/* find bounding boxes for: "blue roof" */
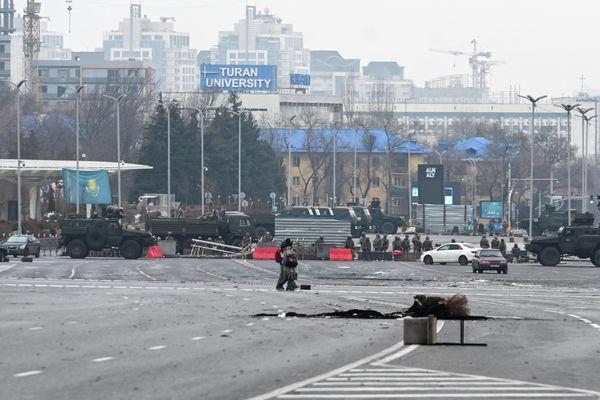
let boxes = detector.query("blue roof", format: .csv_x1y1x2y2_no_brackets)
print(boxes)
452,137,491,158
261,128,432,154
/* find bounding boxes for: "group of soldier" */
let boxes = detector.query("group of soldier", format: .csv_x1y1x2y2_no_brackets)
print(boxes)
357,233,433,253
479,234,507,255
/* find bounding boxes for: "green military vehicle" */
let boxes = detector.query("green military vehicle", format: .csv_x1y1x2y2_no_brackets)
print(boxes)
247,210,276,239
59,207,155,259
146,211,252,253
526,212,600,266
518,204,570,236
368,200,406,234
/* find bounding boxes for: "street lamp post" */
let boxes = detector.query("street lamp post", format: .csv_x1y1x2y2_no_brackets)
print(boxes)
186,106,213,216
467,157,478,234
581,112,597,212
518,94,547,237
165,99,178,216
288,115,296,208
332,121,342,207
103,93,126,208
353,128,359,204
557,103,580,225
74,85,86,214
577,107,594,212
11,79,27,234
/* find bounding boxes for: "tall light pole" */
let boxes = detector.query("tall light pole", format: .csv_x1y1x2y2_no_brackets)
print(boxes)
11,79,27,234
467,157,478,234
557,103,580,225
287,115,296,208
353,128,359,204
186,106,216,215
518,94,547,237
581,112,597,212
73,86,86,214
165,99,177,216
405,132,416,225
577,107,594,212
332,121,342,207
103,93,126,208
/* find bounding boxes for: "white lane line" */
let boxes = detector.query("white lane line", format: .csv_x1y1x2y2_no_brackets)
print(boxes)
136,265,157,281
92,357,114,363
191,336,205,341
195,265,229,280
246,322,255,326
14,370,42,378
234,259,279,276
277,393,592,398
68,265,76,279
0,263,18,273
567,313,600,332
28,326,43,331
221,329,233,333
148,345,166,351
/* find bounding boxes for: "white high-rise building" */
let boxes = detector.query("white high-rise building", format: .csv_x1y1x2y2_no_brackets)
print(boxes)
103,4,198,92
208,6,310,90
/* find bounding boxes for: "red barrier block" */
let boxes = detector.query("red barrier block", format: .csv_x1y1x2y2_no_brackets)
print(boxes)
253,247,279,260
146,246,164,258
393,250,406,256
329,248,353,261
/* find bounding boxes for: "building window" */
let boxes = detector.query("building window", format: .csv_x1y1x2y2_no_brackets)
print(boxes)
372,177,380,187
292,156,301,167
41,85,47,93
292,176,300,186
293,196,301,206
394,176,402,187
57,86,67,98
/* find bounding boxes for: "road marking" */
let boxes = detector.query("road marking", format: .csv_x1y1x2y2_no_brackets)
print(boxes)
14,370,42,378
29,326,43,331
195,265,229,280
234,259,279,276
567,313,600,332
246,322,255,326
0,263,17,274
68,266,76,279
136,265,157,281
221,329,233,333
192,336,205,341
148,345,166,351
92,357,113,363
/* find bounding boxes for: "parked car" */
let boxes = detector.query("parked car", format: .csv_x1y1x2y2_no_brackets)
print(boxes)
1,235,41,258
472,249,508,274
420,243,479,266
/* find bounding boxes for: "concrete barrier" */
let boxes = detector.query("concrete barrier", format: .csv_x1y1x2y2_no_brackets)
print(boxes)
158,240,177,257
403,316,437,345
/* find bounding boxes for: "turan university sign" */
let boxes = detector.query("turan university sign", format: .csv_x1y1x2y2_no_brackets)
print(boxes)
200,64,277,92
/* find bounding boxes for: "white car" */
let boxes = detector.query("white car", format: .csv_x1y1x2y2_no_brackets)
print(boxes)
420,243,480,266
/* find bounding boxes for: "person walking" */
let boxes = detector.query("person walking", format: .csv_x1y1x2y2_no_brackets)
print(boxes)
511,243,521,263
491,235,500,249
499,238,507,257
276,238,298,291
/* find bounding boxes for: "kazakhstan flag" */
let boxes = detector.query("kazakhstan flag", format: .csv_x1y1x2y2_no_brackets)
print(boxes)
62,169,112,204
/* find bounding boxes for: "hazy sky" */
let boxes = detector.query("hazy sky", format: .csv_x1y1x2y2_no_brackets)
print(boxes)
16,0,600,96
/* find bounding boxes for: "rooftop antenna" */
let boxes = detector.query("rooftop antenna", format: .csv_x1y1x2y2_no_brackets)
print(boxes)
66,0,72,33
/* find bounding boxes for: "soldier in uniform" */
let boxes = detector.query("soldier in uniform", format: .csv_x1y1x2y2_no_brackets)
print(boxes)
511,242,521,262
412,235,422,253
373,234,383,252
242,232,252,248
359,233,367,250
480,235,490,249
422,236,433,252
392,236,402,251
263,232,273,243
361,236,372,252
491,235,500,249
401,235,411,253
499,238,507,256
381,235,390,252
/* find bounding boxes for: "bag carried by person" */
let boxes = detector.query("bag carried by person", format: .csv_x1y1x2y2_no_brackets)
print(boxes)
283,246,298,268
275,249,283,264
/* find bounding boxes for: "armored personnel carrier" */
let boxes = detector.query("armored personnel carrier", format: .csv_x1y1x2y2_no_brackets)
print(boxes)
518,204,570,236
526,212,600,266
59,207,155,259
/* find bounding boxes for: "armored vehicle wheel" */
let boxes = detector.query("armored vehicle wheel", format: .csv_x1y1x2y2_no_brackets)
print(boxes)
538,246,560,266
381,222,396,235
120,240,142,259
423,255,433,265
591,249,600,267
67,239,88,259
458,255,469,266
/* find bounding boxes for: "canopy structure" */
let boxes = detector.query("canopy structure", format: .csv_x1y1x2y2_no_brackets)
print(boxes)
0,159,152,179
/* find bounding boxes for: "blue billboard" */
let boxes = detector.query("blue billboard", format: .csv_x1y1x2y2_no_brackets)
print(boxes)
200,64,277,92
290,73,310,86
480,201,503,219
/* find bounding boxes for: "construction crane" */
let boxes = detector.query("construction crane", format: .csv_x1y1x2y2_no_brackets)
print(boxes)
23,0,41,94
430,39,504,89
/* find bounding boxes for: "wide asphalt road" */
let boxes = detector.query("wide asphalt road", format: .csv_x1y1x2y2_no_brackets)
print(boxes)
1,255,599,400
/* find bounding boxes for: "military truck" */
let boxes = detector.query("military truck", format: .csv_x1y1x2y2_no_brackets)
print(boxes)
526,212,600,266
146,211,252,253
518,204,570,236
59,207,155,259
368,200,406,234
247,210,275,239
350,205,373,234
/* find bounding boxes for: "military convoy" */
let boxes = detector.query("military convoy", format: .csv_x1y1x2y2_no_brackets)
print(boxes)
59,207,155,259
526,212,600,267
